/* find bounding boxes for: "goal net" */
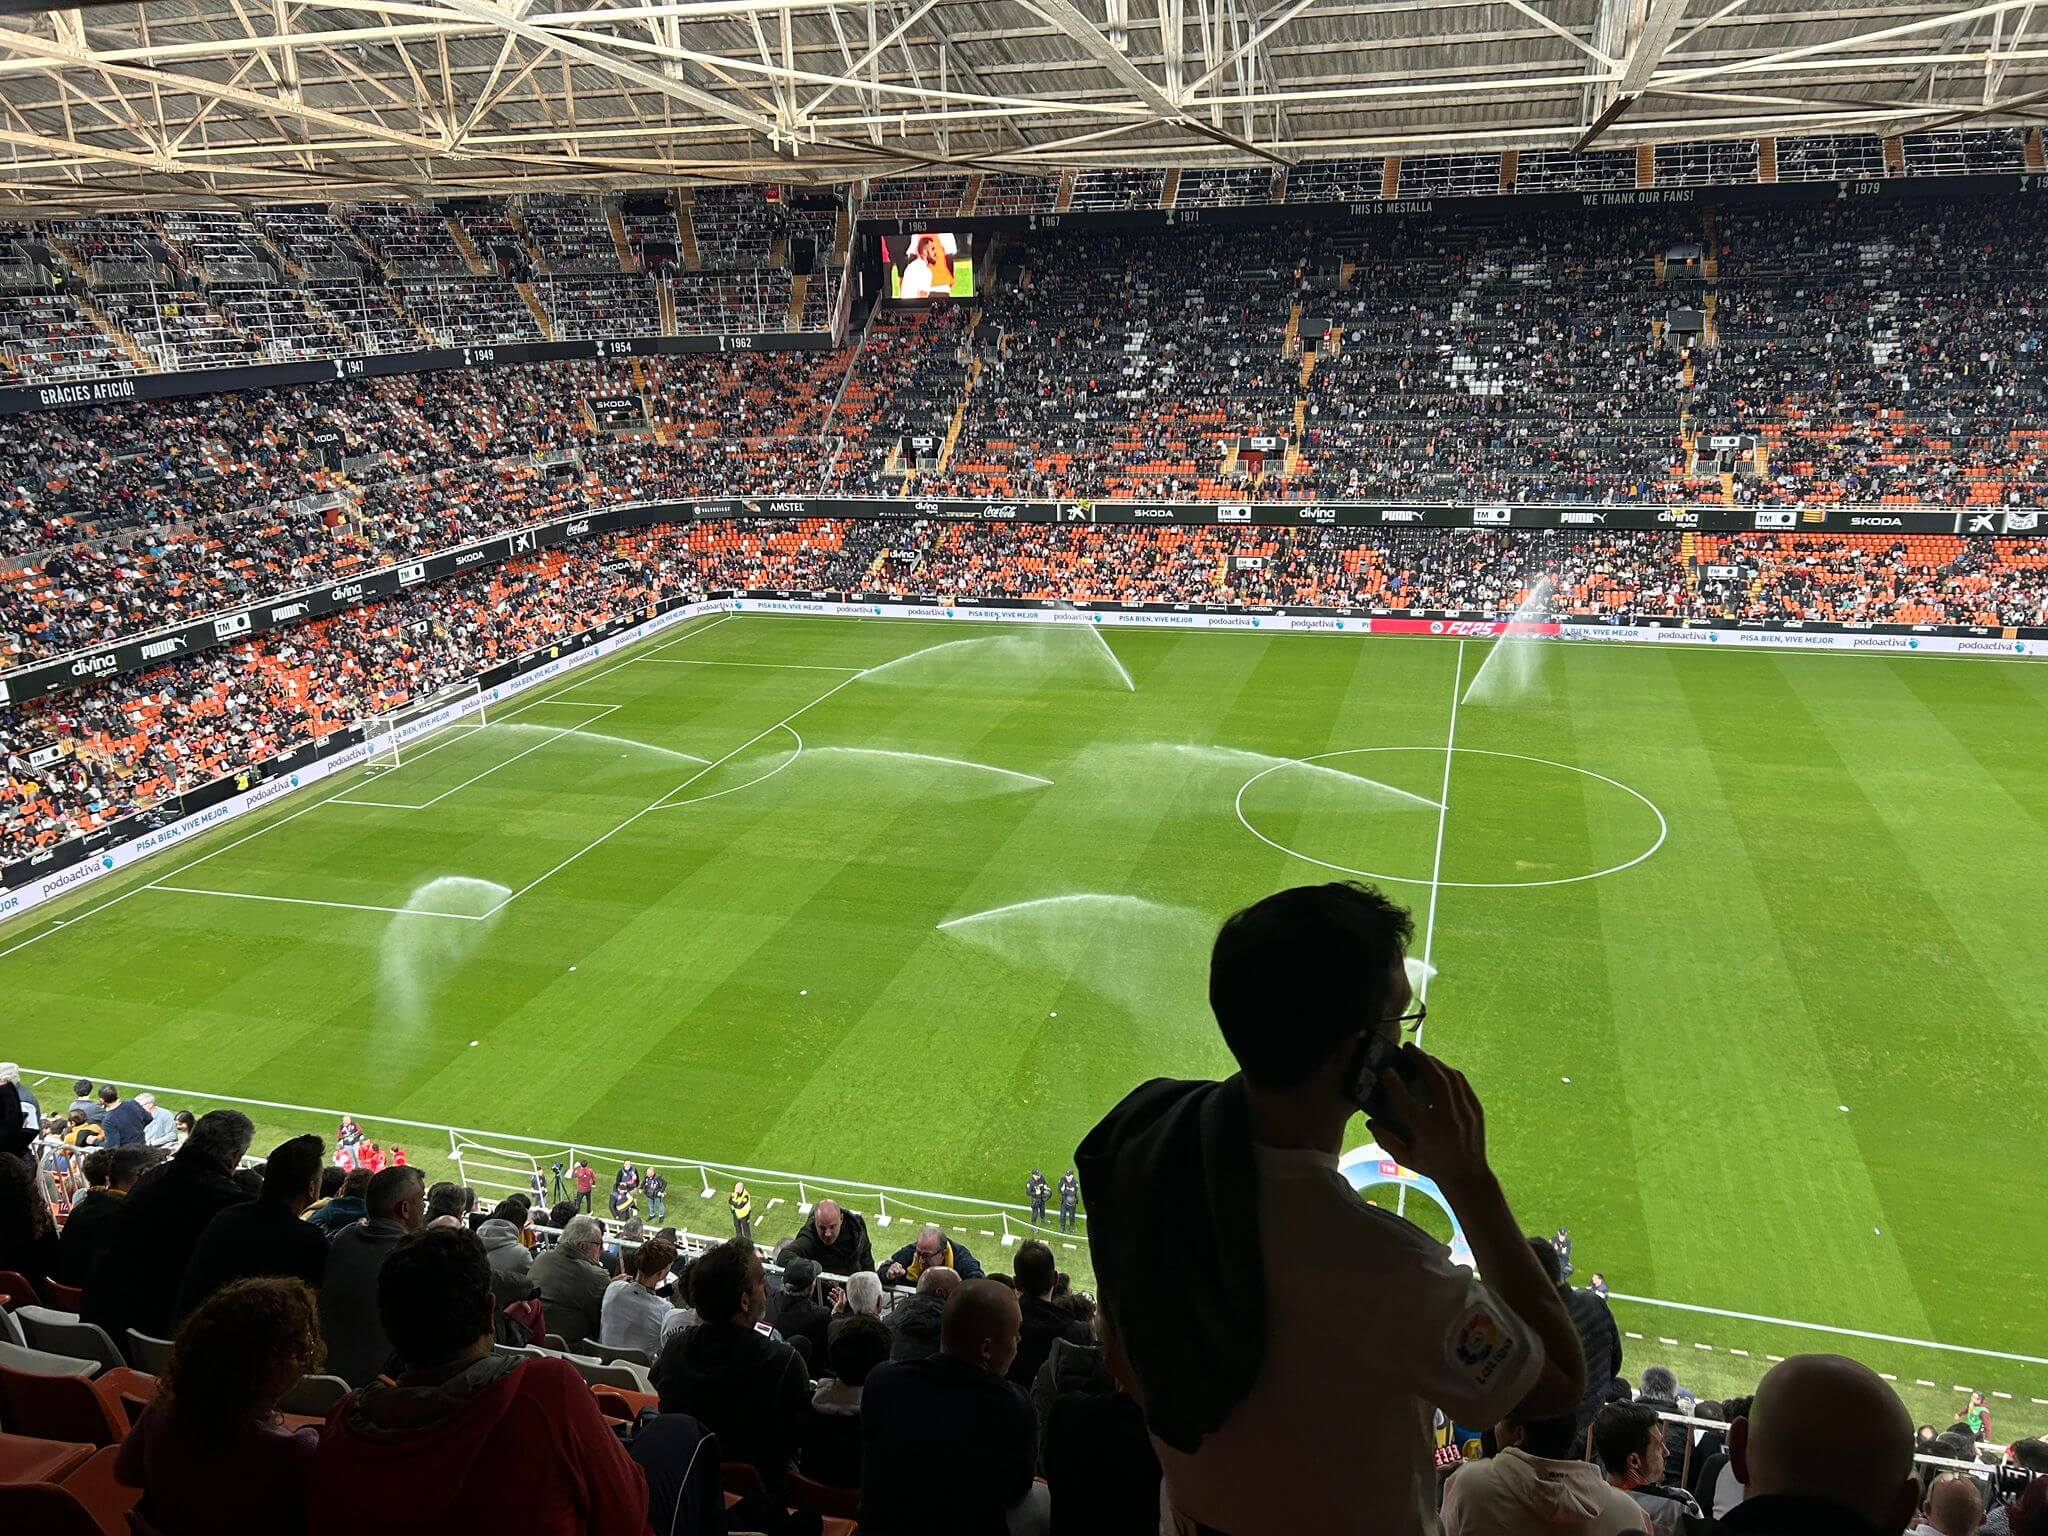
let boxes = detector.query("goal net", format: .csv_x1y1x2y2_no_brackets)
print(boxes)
361,680,488,774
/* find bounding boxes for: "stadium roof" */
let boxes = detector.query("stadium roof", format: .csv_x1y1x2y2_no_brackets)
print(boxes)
0,0,2040,207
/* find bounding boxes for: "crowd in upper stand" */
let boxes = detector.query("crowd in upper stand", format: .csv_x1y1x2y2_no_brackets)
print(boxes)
7,517,2048,863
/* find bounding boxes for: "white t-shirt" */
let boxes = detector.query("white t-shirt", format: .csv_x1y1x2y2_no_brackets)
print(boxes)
1153,1145,1542,1536
899,258,934,299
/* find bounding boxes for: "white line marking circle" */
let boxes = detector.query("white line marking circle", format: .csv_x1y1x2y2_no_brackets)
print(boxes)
1234,746,1668,889
653,724,804,811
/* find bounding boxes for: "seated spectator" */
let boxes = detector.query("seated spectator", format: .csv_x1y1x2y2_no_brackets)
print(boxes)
802,1313,892,1489
308,1228,650,1535
1532,1235,1622,1438
782,1198,876,1276
0,1146,61,1289
1031,1314,1113,1477
320,1165,424,1385
651,1237,809,1497
530,1213,609,1350
861,1278,1038,1535
601,1235,676,1358
880,1221,984,1283
838,1269,884,1320
176,1134,329,1320
477,1195,534,1291
67,1079,103,1123
1721,1355,1920,1536
307,1167,371,1237
100,1083,150,1149
424,1182,472,1226
767,1256,831,1365
1692,1394,1752,1515
1635,1364,1691,1476
1043,1313,1160,1536
1915,1475,1986,1536
1009,1238,1089,1389
1442,1411,1649,1534
58,1146,147,1285
884,1265,960,1361
139,1093,180,1150
1990,1443,2048,1536
1077,883,1585,1534
1596,1402,1702,1533
116,1277,324,1534
85,1108,255,1343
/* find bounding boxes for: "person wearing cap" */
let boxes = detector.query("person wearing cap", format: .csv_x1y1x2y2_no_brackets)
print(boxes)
769,1257,832,1366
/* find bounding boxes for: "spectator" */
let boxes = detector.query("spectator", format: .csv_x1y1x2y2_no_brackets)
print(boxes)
139,1092,180,1150
651,1236,809,1496
60,1146,149,1285
1695,1394,1754,1518
0,1147,61,1289
1030,1316,1113,1478
1988,1443,2048,1536
307,1227,650,1535
1531,1235,1622,1438
175,1134,329,1320
117,1277,324,1533
1635,1365,1691,1477
1009,1238,1089,1389
1915,1476,1986,1536
1596,1402,1704,1533
782,1197,875,1276
1721,1355,1920,1535
319,1164,424,1386
1443,1411,1650,1535
307,1167,372,1237
801,1312,893,1488
424,1182,471,1226
67,1078,102,1123
530,1212,609,1350
84,1107,254,1343
880,1221,984,1284
100,1082,150,1149
572,1157,595,1212
861,1278,1038,1535
600,1235,677,1359
477,1196,535,1291
884,1265,960,1362
0,1062,34,1159
767,1256,832,1364
839,1269,884,1319
1077,882,1585,1534
1043,1318,1160,1536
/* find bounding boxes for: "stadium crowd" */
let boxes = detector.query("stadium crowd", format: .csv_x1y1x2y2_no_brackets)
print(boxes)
9,517,2048,862
1,882,2042,1534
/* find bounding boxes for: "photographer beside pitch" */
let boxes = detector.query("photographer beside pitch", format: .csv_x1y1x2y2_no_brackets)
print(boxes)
1079,882,1585,1535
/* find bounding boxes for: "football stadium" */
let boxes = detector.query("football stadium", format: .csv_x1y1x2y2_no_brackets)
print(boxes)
0,0,2046,1528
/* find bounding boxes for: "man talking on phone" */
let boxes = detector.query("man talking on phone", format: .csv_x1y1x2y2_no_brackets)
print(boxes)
1077,882,1584,1535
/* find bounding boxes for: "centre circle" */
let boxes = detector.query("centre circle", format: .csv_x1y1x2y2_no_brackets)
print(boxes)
1234,747,1667,889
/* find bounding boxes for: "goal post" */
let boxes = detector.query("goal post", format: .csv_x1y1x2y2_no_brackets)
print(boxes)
360,679,488,774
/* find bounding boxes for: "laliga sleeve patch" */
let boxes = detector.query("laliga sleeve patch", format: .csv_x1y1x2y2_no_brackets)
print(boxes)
1449,1309,1519,1387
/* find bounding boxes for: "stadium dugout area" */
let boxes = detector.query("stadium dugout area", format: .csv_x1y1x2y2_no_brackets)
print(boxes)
5,0,2048,1524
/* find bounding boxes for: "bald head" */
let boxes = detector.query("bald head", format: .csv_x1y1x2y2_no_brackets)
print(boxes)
811,1199,844,1245
915,1265,960,1299
1731,1355,1919,1534
1926,1475,1985,1536
941,1278,1022,1377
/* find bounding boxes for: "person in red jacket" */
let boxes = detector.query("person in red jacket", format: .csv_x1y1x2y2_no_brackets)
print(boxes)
308,1227,650,1536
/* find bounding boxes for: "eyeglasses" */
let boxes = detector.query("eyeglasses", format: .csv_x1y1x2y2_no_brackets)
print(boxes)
1390,1003,1427,1035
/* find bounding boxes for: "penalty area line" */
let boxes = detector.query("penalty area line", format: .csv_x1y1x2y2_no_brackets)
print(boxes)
150,885,488,920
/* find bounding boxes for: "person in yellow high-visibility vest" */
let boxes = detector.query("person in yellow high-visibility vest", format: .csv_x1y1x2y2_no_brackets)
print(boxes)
729,1181,753,1243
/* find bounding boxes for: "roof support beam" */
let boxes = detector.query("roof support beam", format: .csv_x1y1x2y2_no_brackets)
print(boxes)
1578,0,1690,146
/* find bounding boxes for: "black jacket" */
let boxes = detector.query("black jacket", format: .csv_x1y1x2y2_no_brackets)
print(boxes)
1047,1389,1162,1536
780,1210,876,1278
1074,1075,1263,1454
883,1292,947,1362
1008,1293,1091,1391
629,1411,726,1536
83,1149,250,1343
1718,1495,1894,1536
175,1198,329,1321
769,1290,833,1367
0,1082,34,1159
57,1189,123,1286
861,1354,1035,1536
1564,1284,1623,1434
652,1322,810,1496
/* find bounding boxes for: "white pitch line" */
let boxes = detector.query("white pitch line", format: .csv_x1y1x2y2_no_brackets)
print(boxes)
631,658,867,672
151,884,486,919
332,704,621,811
479,669,869,918
1413,638,1465,1044
1609,1292,2048,1366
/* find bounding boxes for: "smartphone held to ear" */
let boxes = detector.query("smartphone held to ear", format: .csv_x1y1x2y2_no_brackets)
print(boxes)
1348,1033,1429,1141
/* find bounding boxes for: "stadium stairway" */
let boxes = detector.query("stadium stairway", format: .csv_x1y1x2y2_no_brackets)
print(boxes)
2029,129,2047,173
605,203,636,271
1162,169,1182,208
676,195,702,270
961,172,985,215
786,275,808,331
447,218,489,276
514,280,554,340
49,269,151,373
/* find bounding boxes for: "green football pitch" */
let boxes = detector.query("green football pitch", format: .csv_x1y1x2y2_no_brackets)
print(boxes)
8,611,2046,1432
